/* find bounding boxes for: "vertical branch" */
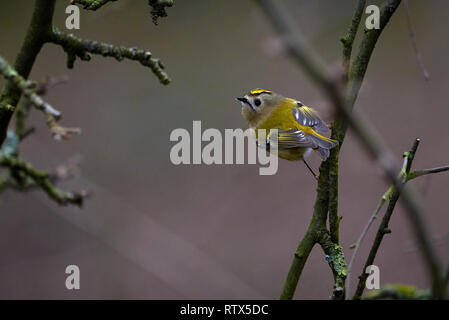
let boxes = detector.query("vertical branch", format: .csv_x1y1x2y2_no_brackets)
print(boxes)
329,0,366,245
341,0,367,78
353,140,419,299
0,0,56,147
256,0,404,299
280,162,330,299
280,230,316,299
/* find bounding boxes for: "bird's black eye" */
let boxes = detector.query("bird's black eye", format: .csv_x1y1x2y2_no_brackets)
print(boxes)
254,99,261,106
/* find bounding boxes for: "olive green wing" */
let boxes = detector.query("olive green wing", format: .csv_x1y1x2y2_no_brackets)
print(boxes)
267,128,330,153
267,128,336,161
269,129,316,149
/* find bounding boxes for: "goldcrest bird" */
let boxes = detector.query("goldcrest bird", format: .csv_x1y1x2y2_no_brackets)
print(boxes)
236,89,338,178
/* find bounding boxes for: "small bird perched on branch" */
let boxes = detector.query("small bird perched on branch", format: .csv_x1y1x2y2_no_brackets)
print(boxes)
236,89,338,179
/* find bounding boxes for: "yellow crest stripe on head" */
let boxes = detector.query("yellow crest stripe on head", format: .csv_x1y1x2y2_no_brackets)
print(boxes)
250,89,272,95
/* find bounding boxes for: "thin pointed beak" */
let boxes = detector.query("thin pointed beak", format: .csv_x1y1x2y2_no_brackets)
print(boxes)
236,97,255,111
236,97,248,104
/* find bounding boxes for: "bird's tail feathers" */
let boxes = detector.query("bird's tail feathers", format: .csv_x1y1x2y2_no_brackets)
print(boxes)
308,132,338,161
309,132,339,150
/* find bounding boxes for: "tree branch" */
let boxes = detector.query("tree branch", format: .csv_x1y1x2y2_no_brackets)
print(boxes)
0,0,56,147
70,0,117,10
0,56,79,141
255,0,403,300
71,0,174,25
408,165,449,180
0,55,61,118
48,27,170,85
351,139,418,299
341,0,366,78
317,229,347,299
345,185,393,296
148,0,174,25
0,0,172,208
0,155,86,206
330,0,444,299
0,0,171,149
15,75,69,141
0,132,87,206
352,139,447,299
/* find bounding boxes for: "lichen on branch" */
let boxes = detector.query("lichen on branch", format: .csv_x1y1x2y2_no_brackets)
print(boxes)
70,0,117,10
71,0,174,25
0,0,172,208
0,55,79,141
148,0,174,24
0,132,87,206
49,27,170,85
0,55,61,118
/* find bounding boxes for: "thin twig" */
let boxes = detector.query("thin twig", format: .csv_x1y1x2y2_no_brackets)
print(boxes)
352,139,447,299
16,75,71,141
345,185,393,297
403,0,430,80
0,132,87,206
0,56,81,141
0,55,61,118
408,165,449,180
0,155,86,206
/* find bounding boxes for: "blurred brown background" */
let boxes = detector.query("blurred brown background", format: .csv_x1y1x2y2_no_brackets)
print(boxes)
0,0,448,299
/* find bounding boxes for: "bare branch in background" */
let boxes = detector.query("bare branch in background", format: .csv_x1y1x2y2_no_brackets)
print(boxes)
49,27,170,85
403,0,430,80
